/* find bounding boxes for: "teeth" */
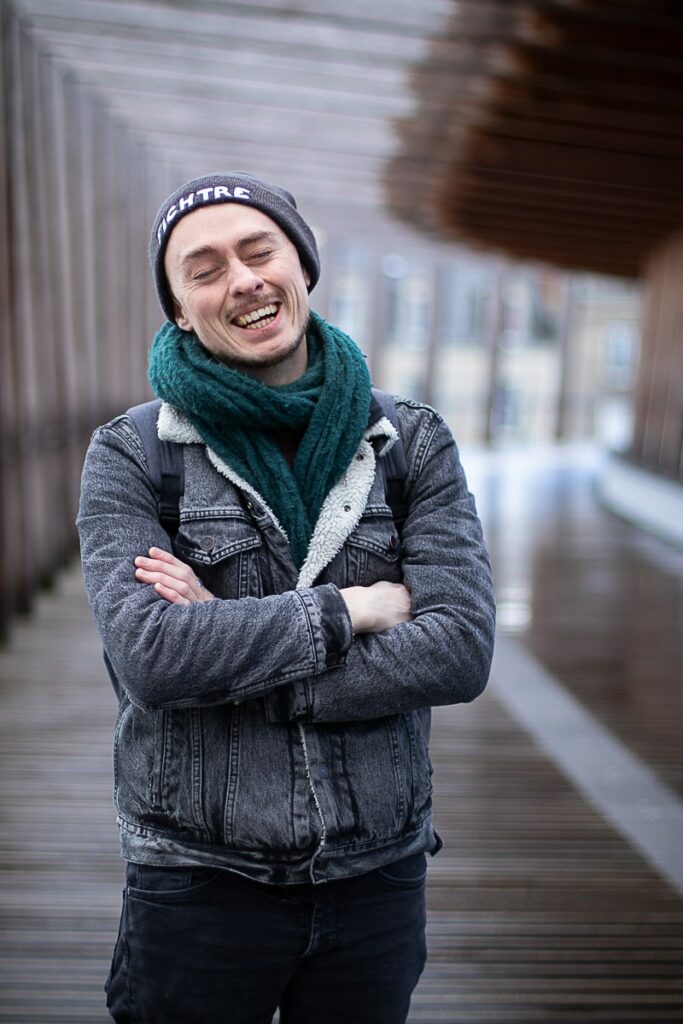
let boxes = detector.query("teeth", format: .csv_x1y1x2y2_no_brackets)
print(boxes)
235,303,278,327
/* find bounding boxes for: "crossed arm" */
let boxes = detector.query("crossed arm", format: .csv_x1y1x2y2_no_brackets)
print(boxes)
79,409,494,717
134,547,413,634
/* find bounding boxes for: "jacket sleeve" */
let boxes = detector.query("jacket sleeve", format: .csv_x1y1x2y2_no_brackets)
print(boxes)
265,406,496,724
76,416,352,712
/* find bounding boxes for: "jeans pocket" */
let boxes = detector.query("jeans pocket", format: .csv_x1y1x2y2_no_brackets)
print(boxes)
126,863,224,903
375,852,427,890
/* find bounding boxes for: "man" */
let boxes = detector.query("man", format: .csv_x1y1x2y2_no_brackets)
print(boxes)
77,172,495,1024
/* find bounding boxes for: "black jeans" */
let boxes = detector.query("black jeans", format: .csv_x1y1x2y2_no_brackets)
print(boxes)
106,854,427,1024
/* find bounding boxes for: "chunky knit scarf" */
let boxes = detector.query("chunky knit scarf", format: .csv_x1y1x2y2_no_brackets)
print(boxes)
148,310,372,568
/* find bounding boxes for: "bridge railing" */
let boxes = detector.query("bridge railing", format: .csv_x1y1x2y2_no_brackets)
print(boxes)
0,1,171,639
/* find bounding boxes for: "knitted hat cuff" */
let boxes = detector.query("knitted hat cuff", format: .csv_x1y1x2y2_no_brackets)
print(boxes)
149,172,320,322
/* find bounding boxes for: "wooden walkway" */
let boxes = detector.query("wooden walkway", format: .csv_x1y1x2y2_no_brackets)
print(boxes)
475,449,683,802
1,450,683,1022
0,567,120,1023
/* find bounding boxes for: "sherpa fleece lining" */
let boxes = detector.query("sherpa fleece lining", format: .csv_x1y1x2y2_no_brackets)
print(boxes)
157,402,398,588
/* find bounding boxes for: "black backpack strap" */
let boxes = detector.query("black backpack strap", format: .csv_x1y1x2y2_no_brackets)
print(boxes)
105,401,183,699
369,388,409,528
127,399,184,538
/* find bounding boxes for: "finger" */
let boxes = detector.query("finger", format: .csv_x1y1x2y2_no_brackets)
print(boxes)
136,567,213,603
147,547,181,564
135,556,192,583
154,582,190,606
135,568,193,599
139,548,186,570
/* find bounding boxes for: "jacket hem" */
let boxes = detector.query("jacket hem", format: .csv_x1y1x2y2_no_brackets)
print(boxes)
117,814,439,886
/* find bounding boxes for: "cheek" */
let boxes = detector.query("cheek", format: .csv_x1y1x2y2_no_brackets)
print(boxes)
184,290,220,322
289,276,310,308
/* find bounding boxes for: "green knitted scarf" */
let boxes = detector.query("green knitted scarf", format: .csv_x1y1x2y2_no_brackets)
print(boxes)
148,310,372,569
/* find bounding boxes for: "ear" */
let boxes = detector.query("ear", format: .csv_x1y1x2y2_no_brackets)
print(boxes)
172,296,192,332
302,264,311,288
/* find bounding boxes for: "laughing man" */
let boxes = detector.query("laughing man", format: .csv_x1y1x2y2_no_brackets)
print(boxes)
77,173,495,1024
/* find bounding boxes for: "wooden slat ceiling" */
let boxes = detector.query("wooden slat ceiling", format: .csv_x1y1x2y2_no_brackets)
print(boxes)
11,0,458,245
386,0,683,278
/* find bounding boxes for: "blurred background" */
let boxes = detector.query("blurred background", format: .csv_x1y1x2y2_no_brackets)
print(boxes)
1,1,682,1021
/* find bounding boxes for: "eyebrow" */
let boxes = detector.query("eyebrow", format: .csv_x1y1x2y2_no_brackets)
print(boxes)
179,231,280,272
237,231,280,250
179,245,220,272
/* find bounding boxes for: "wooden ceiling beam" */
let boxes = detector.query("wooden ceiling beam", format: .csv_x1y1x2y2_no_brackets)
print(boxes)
454,113,683,159
476,87,683,139
521,1,683,62
446,173,683,219
98,88,396,137
19,1,432,65
11,0,468,249
446,223,642,274
496,39,683,95
144,128,389,167
561,0,680,21
461,132,683,193
442,198,683,235
388,156,683,213
45,35,408,95
440,201,674,245
155,150,383,204
21,0,451,39
386,0,683,274
26,5,528,76
406,62,683,117
51,62,412,121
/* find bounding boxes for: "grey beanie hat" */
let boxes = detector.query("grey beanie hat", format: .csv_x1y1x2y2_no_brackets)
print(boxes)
149,171,320,322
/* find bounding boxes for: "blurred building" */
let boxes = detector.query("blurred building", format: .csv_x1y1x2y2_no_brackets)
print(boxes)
319,243,641,447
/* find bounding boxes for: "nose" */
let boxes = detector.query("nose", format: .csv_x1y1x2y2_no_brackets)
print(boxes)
228,259,264,297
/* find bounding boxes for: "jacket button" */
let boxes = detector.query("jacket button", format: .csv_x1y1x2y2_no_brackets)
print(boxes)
343,504,351,513
319,765,329,778
388,533,399,552
326,652,341,668
199,535,215,552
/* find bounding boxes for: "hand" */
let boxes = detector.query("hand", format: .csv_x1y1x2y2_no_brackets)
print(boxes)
340,581,413,634
134,548,216,605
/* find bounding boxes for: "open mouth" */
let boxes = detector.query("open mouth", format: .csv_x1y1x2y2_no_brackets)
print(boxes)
233,302,280,330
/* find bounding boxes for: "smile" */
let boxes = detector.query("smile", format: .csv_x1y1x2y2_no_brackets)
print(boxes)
233,303,279,329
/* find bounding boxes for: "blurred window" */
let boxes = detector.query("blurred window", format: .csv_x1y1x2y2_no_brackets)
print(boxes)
328,270,368,341
602,321,638,389
382,257,432,349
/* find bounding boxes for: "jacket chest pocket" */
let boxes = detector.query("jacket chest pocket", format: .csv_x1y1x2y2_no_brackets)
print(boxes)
174,515,264,598
345,511,402,586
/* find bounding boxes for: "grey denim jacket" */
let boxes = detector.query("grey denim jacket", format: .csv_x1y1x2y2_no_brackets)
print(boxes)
77,396,495,884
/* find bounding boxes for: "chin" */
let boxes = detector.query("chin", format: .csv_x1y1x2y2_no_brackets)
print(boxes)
239,330,306,370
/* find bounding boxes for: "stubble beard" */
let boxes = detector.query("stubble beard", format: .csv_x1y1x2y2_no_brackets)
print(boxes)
212,313,310,372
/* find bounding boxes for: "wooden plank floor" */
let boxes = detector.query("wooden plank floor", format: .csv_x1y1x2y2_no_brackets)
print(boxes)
0,567,121,1023
1,449,682,1021
415,696,683,1023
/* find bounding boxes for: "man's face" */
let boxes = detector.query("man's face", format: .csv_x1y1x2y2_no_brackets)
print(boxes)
164,204,311,381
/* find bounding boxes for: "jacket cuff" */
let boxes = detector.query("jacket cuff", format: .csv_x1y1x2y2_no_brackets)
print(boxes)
264,584,352,723
299,583,353,669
